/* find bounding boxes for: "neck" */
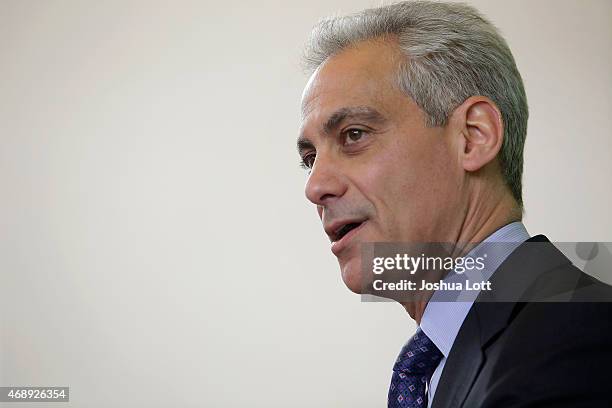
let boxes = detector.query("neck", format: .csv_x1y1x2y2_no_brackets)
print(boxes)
401,191,521,324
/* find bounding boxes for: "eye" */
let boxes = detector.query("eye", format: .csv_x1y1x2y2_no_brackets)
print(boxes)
300,152,316,170
343,128,367,145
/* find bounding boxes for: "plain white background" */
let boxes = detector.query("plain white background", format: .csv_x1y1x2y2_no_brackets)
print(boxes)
1,1,611,406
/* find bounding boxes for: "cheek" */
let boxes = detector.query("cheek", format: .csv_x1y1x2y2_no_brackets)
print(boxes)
351,144,420,239
356,133,459,235
360,138,425,205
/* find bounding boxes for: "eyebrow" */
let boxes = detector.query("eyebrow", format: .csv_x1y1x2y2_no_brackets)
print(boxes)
296,106,387,156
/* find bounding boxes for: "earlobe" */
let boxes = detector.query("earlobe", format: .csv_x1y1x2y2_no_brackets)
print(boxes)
461,97,504,172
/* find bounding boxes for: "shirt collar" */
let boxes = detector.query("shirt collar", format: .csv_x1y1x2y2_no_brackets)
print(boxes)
419,221,530,357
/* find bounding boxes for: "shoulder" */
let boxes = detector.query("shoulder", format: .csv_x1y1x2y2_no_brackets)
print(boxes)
493,262,612,364
477,265,612,406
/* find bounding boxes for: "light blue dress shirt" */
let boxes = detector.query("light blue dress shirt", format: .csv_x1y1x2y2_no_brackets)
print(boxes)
419,221,530,407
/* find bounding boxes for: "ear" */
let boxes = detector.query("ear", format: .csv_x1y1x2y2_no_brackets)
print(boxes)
453,96,504,172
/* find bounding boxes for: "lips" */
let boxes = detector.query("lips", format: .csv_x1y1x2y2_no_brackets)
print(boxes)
325,219,367,256
334,222,361,241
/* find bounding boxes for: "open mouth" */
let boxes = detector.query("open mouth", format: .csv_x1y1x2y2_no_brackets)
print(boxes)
332,221,364,243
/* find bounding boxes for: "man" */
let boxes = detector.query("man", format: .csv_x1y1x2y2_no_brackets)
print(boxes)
296,1,612,407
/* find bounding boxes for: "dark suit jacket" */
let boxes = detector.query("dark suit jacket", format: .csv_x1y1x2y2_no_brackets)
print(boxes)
431,235,612,407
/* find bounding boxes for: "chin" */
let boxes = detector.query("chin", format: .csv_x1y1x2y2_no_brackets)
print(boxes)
339,256,364,294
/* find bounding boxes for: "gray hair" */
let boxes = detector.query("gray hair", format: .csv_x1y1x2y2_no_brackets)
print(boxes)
302,1,528,207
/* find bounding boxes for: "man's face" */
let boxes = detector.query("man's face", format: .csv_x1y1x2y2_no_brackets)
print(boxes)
298,40,464,293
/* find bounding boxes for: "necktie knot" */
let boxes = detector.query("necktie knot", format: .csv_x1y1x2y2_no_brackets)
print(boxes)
388,328,442,407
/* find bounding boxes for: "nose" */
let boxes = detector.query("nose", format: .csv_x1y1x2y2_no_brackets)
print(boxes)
304,153,347,206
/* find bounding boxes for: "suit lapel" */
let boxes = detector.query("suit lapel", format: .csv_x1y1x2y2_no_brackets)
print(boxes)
429,308,484,408
431,235,571,407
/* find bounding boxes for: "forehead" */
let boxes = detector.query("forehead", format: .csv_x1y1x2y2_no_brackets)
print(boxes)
300,39,404,121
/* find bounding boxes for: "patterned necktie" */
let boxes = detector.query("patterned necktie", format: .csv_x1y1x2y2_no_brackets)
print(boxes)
388,328,443,408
